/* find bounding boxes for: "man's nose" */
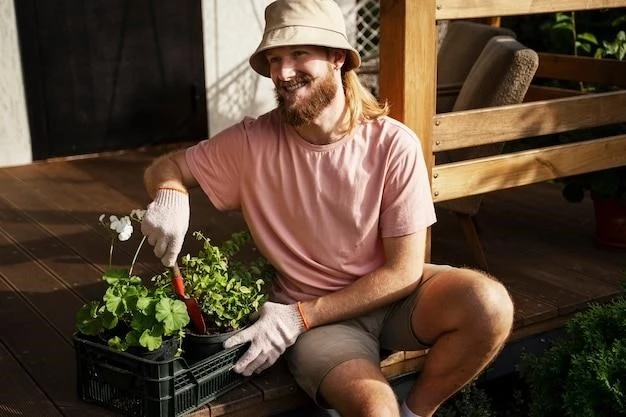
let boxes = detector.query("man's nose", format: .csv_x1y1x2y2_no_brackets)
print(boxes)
276,59,297,80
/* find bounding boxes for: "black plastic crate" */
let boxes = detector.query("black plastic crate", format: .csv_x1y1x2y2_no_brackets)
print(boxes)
74,334,248,417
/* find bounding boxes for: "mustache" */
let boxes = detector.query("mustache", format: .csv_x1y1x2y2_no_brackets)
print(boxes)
276,74,314,90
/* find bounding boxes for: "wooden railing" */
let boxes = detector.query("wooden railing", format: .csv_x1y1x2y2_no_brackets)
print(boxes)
378,0,626,209
434,0,625,20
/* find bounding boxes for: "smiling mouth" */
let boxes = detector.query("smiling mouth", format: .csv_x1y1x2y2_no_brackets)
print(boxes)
281,81,308,93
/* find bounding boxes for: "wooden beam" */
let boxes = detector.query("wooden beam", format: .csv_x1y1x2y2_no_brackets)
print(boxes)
431,134,626,202
379,0,437,168
524,85,584,102
436,0,626,20
536,53,626,87
379,0,437,259
433,90,626,151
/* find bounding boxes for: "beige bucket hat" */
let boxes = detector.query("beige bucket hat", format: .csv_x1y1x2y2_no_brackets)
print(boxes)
250,0,361,77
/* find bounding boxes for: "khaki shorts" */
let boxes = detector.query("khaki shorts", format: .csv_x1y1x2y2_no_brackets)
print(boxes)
285,263,452,404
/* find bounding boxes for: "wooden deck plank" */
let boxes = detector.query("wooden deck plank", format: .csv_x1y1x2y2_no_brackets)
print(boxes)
68,152,250,250
0,210,87,340
205,383,263,416
0,164,161,278
0,341,63,416
0,272,109,416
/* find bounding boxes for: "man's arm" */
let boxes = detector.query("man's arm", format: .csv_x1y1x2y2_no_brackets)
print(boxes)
224,229,427,376
144,149,198,198
300,229,428,328
141,148,200,266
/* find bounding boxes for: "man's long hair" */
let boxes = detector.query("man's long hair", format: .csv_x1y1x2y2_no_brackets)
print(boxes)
342,70,389,132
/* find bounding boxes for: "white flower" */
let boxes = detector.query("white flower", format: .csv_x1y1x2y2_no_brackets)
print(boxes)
118,224,133,241
99,214,106,223
110,215,133,241
130,209,146,222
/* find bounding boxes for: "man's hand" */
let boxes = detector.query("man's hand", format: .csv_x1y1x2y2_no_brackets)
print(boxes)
141,188,190,267
224,302,307,376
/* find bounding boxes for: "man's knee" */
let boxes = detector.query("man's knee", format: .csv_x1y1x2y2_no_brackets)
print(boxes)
454,268,514,340
413,267,514,343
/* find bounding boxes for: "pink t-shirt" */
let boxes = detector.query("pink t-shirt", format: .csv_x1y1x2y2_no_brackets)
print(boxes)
186,109,436,304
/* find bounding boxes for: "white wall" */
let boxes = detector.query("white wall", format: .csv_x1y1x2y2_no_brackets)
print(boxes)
0,0,32,167
201,0,276,137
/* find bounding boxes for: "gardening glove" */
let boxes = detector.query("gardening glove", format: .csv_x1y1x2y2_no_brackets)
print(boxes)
141,188,189,267
224,302,307,376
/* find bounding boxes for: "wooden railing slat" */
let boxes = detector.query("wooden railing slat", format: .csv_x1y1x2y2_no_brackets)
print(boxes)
436,0,626,20
431,134,626,202
536,53,626,87
524,85,585,102
433,91,626,151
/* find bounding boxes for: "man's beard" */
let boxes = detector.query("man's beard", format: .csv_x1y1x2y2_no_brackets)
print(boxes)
275,65,338,127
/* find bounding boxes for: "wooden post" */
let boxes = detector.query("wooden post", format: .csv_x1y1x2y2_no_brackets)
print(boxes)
379,0,437,260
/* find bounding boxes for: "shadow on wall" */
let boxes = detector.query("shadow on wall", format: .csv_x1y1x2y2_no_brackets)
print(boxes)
206,58,272,133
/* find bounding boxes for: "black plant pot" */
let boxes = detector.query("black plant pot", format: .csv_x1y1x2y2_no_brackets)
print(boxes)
183,328,242,364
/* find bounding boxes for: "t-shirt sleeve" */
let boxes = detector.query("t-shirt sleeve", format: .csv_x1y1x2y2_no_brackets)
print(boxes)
185,121,248,210
379,129,437,237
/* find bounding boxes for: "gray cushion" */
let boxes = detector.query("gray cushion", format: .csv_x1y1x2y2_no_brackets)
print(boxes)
437,21,516,113
438,35,539,215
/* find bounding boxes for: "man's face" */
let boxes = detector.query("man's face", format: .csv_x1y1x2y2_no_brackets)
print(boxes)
266,46,339,126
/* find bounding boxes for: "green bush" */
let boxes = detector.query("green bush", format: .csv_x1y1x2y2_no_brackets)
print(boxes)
519,296,626,417
437,383,495,417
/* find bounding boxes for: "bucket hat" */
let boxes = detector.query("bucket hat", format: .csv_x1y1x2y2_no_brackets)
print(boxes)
249,0,361,77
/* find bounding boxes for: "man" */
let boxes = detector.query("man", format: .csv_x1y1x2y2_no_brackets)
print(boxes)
140,1,514,416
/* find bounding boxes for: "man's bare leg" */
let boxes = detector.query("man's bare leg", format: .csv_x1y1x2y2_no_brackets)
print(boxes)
319,358,400,417
405,267,515,417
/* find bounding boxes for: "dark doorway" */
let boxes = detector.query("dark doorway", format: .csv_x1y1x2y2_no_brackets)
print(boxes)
15,0,207,160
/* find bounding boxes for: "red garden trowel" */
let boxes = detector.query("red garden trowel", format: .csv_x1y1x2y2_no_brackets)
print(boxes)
171,263,206,334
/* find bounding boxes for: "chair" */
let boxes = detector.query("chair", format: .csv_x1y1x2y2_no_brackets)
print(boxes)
437,21,516,114
435,35,539,269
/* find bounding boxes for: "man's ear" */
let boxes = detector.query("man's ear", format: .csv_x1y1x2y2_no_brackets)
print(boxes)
329,48,347,70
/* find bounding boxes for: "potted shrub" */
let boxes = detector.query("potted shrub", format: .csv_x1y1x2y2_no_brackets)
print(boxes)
153,230,273,362
75,210,190,360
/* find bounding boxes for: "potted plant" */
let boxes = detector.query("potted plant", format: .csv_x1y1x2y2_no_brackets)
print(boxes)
75,210,190,360
562,165,626,250
153,230,273,362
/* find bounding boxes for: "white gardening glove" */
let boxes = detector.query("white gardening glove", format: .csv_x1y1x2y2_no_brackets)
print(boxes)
224,302,307,376
141,188,190,267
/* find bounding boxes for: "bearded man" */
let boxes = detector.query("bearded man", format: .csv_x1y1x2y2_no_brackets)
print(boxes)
140,1,514,416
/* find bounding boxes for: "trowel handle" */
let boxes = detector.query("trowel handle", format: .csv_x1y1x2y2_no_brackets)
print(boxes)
170,264,187,298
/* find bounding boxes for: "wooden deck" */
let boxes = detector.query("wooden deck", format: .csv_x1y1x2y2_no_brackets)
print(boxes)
1,146,624,416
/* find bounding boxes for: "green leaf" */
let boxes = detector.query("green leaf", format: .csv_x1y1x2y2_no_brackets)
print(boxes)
75,301,103,335
555,12,572,23
139,329,163,351
577,32,598,45
130,313,152,332
108,336,127,351
155,299,190,334
102,269,131,284
100,311,119,330
104,292,124,315
553,22,573,31
125,330,141,347
136,295,152,312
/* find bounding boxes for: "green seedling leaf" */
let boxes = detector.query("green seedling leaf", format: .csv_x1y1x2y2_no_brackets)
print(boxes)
155,299,190,334
102,268,130,284
139,329,163,351
108,336,126,351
